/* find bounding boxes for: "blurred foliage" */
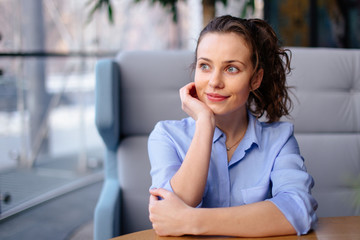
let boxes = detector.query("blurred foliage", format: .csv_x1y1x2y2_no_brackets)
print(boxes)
86,0,254,24
86,0,114,24
241,0,254,18
136,0,180,22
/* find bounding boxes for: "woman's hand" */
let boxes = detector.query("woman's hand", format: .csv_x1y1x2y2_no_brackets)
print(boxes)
149,188,193,236
171,82,215,207
179,82,214,124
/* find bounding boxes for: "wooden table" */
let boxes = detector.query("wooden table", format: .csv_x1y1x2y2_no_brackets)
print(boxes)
111,216,360,240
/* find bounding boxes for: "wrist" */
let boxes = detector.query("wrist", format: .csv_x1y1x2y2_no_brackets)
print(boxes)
183,207,201,235
186,208,206,235
196,113,215,130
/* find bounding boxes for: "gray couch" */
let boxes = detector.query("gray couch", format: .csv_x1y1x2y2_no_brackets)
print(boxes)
93,48,360,240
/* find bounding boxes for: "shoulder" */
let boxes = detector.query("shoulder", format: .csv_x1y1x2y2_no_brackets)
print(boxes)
257,120,296,150
260,121,294,137
150,117,195,139
153,117,194,133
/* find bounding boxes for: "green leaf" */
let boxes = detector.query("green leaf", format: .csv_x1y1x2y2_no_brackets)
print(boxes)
219,0,227,6
241,0,254,18
171,4,177,22
108,3,114,23
86,0,114,25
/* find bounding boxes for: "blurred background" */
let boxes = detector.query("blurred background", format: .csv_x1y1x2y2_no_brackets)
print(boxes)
0,0,359,239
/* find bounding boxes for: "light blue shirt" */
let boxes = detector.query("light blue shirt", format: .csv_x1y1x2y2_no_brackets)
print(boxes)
148,112,318,235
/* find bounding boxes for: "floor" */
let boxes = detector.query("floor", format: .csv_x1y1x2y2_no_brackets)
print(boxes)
68,220,94,240
0,180,102,240
0,152,103,218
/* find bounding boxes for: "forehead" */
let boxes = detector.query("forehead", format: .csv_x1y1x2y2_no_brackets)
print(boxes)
197,32,252,61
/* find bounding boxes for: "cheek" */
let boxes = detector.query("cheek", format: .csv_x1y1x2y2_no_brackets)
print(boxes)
194,83,203,100
194,81,207,103
194,70,202,84
231,84,251,101
194,73,206,92
236,89,251,104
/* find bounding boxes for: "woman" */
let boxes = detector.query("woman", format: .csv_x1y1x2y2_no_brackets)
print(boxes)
148,15,318,237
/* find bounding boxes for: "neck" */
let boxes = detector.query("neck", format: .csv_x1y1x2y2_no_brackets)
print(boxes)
215,109,248,143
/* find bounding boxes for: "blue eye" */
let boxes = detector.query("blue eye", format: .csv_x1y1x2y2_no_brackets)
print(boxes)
200,64,210,71
227,66,239,73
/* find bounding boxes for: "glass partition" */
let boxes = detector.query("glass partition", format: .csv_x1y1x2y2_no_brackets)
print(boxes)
0,0,197,219
0,55,105,218
0,0,259,219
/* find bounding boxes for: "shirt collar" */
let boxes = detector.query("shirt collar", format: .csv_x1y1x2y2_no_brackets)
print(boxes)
212,111,263,150
213,126,224,143
246,111,262,150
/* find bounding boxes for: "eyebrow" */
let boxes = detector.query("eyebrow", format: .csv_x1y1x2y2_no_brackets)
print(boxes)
197,57,246,67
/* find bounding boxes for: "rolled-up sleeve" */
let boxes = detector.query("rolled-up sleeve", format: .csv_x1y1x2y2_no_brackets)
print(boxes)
148,122,181,192
268,135,318,235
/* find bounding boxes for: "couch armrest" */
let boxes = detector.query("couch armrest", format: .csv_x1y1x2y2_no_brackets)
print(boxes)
94,60,122,240
94,169,121,240
95,59,120,152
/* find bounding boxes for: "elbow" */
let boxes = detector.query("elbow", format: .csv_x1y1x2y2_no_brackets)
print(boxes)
269,193,318,235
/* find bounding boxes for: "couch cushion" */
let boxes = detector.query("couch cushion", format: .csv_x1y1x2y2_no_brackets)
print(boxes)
296,133,360,216
117,136,152,234
116,51,194,136
284,48,360,133
286,48,360,217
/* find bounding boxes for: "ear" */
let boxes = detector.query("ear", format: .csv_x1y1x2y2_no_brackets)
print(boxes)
251,69,263,91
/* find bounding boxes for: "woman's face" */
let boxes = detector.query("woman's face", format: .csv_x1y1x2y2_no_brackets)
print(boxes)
194,32,262,117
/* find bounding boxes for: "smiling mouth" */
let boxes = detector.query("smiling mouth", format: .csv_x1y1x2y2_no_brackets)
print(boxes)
206,93,229,102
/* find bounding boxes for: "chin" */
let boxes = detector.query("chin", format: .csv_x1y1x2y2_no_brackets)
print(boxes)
212,106,247,118
210,108,228,116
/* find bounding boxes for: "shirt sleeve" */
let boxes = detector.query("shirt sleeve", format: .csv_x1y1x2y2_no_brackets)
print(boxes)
148,121,181,192
267,133,318,235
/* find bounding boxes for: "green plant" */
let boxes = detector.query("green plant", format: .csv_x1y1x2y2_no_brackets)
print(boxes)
86,0,255,24
136,0,180,22
241,0,254,18
86,0,114,24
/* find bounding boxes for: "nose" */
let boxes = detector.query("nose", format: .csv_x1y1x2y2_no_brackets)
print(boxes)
208,70,224,89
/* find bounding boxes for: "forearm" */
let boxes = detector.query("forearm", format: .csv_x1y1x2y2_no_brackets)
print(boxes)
170,118,215,207
189,201,296,237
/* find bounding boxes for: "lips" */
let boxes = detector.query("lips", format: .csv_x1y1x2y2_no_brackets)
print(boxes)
206,93,229,102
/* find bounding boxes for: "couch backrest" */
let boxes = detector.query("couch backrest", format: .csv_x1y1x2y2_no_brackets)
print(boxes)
114,48,360,234
283,48,360,217
116,51,194,136
284,47,360,132
115,51,195,234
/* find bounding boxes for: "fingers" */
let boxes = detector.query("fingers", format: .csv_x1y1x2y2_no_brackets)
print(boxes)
149,190,160,221
149,194,157,221
149,188,170,225
180,82,197,96
179,83,207,120
149,193,158,205
149,188,171,200
189,85,198,98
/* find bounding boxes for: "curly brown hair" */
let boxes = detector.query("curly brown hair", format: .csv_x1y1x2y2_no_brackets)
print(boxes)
194,15,292,123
